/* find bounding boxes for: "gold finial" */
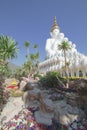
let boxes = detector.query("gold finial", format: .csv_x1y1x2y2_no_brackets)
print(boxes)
50,16,60,32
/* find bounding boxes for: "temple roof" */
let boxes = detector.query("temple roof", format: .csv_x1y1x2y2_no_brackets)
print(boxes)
50,16,60,32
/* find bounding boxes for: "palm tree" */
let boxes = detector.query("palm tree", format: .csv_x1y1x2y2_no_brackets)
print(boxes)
0,35,19,80
35,52,40,60
29,52,40,75
27,54,35,75
33,44,38,53
23,61,32,76
0,35,18,64
34,52,40,72
58,41,71,88
33,44,39,70
23,42,40,76
33,44,38,50
24,41,30,60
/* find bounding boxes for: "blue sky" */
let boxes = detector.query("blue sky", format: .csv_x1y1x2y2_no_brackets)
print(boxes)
0,0,87,66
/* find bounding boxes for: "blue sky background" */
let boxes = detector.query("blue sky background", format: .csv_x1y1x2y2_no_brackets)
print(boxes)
0,0,87,66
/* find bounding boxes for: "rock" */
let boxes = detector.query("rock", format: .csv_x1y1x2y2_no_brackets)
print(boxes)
22,88,41,108
65,92,79,106
20,80,27,90
63,79,87,116
20,81,38,91
54,100,85,125
34,98,54,125
30,87,41,95
35,111,53,125
22,82,34,91
76,95,87,115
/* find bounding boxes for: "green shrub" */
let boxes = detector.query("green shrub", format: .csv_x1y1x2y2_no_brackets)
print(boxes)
38,71,66,88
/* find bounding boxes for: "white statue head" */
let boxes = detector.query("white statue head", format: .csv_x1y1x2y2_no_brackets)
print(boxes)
50,28,59,38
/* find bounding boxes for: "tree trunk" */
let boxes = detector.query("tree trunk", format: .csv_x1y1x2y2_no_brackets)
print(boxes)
64,50,69,88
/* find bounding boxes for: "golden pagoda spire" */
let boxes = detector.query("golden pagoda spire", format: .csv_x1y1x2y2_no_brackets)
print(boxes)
50,16,60,32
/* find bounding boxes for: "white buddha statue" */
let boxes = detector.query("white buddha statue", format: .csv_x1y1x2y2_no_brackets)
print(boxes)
45,17,64,59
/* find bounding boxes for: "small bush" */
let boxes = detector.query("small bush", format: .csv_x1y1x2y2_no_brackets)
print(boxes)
38,71,66,88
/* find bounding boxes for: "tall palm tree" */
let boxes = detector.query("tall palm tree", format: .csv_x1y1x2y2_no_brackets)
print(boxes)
24,41,30,60
29,54,35,75
23,61,32,75
34,52,40,71
33,44,38,49
58,41,71,88
33,44,39,70
33,44,38,52
35,52,39,60
29,52,40,75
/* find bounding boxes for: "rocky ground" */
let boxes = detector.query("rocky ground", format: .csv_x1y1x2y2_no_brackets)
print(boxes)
0,90,87,130
0,78,87,130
